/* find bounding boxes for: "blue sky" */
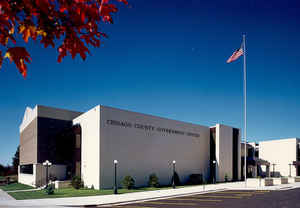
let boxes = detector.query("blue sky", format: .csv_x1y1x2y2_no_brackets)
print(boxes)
1,0,300,165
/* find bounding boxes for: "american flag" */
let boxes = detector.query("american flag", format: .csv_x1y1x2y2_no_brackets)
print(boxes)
227,45,244,63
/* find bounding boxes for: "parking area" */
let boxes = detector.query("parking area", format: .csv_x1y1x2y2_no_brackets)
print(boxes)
96,188,300,208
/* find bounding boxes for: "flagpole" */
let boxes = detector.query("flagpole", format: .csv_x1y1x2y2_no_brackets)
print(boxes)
243,34,247,187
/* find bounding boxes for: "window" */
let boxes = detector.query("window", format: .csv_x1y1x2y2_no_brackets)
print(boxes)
248,148,253,158
20,164,33,174
297,143,300,160
255,149,259,158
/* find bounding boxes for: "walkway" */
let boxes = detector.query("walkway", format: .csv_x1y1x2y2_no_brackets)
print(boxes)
1,181,300,208
6,188,42,193
0,189,15,201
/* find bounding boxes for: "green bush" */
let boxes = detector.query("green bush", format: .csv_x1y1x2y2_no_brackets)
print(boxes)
122,175,135,189
49,174,57,182
186,174,203,185
148,173,159,188
45,183,55,195
71,176,83,189
224,173,229,182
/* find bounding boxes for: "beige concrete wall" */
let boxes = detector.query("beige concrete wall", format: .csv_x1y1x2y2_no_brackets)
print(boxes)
55,180,72,189
35,164,67,187
19,105,82,165
20,118,37,165
18,165,35,187
259,138,297,177
216,124,232,181
20,105,82,133
73,106,100,189
18,164,66,187
37,105,82,121
20,106,38,133
99,106,210,189
215,124,241,181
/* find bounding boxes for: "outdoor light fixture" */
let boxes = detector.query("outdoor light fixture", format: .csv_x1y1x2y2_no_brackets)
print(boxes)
289,163,292,177
113,160,118,194
172,160,176,189
272,163,276,177
42,160,52,187
212,160,216,184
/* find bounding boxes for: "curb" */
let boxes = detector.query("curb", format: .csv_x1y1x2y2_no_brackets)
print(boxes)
64,188,228,207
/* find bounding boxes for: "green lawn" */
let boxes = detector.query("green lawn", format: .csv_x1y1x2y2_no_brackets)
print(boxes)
8,185,195,200
9,188,144,200
0,182,34,191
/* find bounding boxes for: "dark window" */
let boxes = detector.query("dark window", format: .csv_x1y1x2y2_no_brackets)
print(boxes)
210,127,216,183
248,148,253,158
255,149,259,158
297,145,300,161
20,164,33,174
232,128,239,181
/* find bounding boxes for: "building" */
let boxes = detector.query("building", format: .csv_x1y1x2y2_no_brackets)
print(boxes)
19,106,82,187
259,138,300,177
241,142,270,179
19,105,241,189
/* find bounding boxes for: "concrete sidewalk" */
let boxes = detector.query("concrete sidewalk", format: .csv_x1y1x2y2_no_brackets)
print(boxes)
1,181,300,208
0,189,15,201
6,188,42,193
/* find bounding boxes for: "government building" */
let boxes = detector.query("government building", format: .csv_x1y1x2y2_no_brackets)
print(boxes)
18,105,241,189
245,138,300,178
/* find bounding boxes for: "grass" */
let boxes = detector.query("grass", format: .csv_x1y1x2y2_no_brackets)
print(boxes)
0,182,34,191
8,185,199,200
9,188,144,200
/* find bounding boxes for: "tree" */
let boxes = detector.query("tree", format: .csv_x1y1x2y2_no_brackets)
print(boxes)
0,164,5,176
12,146,19,173
0,0,128,78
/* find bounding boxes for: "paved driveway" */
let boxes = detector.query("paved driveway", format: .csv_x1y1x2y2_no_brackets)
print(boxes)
98,189,300,208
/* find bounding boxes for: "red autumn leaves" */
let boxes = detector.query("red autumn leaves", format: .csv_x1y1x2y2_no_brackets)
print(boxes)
0,0,128,78
4,47,32,77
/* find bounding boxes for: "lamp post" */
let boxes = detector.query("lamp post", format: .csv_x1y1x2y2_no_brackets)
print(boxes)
212,160,216,184
289,163,292,177
272,163,276,177
42,160,52,187
113,160,118,194
172,160,176,189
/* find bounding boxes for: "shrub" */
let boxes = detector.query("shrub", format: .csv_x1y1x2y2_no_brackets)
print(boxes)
148,173,159,188
71,176,83,189
49,174,57,182
186,174,203,185
122,175,135,189
45,183,55,195
224,173,229,182
91,185,94,190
